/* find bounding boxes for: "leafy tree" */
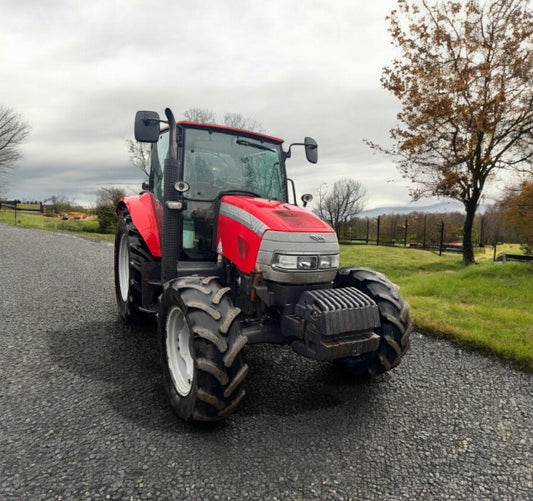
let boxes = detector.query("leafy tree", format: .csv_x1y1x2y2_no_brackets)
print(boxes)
316,178,367,234
501,180,533,254
0,106,30,186
371,0,533,265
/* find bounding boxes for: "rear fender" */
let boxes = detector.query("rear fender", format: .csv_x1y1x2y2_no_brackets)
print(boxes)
117,192,162,257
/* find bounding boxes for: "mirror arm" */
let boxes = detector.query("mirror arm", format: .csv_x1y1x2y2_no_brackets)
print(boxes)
142,118,164,126
285,142,305,160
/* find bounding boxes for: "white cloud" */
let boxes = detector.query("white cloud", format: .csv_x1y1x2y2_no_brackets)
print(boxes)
2,0,421,208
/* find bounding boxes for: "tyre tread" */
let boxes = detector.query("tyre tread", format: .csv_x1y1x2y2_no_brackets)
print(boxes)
159,276,248,422
333,267,412,377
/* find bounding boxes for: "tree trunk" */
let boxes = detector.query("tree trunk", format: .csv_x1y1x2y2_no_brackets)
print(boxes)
462,202,477,266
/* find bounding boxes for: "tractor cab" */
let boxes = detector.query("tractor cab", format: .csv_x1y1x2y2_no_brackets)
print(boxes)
150,123,288,203
141,119,317,264
148,122,289,262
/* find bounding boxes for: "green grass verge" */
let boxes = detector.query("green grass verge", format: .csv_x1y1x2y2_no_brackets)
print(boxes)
341,244,533,372
0,209,115,241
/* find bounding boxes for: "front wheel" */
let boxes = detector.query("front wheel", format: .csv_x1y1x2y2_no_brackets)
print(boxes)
158,276,248,422
333,267,412,377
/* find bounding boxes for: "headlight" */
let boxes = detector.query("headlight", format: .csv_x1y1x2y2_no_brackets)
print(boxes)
319,254,339,269
274,254,298,269
297,255,318,269
273,253,338,270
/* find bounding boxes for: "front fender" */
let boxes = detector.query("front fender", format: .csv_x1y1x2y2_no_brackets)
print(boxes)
117,192,162,257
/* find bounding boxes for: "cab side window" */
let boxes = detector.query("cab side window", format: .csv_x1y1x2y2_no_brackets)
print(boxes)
149,130,169,202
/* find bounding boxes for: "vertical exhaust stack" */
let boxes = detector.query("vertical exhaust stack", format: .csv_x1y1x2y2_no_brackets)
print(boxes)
161,108,181,284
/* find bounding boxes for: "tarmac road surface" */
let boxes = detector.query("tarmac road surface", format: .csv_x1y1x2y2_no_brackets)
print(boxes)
1,223,532,500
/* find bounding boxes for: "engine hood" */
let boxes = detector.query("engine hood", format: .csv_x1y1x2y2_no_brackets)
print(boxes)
219,195,334,235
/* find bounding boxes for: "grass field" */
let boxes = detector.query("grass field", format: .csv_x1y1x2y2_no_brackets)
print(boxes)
2,209,531,371
0,209,114,241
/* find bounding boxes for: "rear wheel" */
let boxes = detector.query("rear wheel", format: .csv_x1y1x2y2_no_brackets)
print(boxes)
114,207,156,322
333,267,412,377
158,276,248,422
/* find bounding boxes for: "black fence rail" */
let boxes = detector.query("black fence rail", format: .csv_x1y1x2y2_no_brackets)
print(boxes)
0,201,43,224
0,201,43,212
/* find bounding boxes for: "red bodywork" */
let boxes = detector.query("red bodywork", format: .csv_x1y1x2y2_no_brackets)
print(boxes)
217,196,334,273
118,192,162,258
118,193,333,274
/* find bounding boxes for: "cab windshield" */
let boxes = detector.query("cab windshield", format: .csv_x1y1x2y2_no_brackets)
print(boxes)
183,127,287,202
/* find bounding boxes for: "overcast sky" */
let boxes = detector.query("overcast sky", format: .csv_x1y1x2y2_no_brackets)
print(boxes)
2,0,464,210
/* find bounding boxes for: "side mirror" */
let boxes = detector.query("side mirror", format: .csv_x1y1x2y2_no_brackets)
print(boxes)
304,137,317,164
134,111,161,143
301,194,313,207
284,137,318,163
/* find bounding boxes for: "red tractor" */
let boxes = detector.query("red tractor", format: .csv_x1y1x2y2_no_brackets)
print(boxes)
115,108,411,422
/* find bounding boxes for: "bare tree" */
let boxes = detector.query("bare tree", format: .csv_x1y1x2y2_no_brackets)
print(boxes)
183,108,263,131
316,178,367,234
369,0,533,265
183,108,217,124
44,195,71,216
96,186,127,207
125,139,151,176
0,106,30,180
223,112,263,132
500,180,533,254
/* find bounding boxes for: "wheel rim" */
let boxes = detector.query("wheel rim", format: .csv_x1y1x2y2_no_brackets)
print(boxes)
166,306,194,396
118,233,130,302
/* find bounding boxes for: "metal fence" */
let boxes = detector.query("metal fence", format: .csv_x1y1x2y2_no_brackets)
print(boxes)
338,213,489,255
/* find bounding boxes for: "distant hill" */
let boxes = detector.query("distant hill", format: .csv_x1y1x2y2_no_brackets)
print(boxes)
359,200,471,217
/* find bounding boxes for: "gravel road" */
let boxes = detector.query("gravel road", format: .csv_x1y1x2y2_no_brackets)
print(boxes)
1,223,531,500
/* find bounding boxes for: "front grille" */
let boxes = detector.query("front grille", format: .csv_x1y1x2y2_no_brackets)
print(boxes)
302,287,376,311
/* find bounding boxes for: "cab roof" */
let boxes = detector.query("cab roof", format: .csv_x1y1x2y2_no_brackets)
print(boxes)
173,121,284,144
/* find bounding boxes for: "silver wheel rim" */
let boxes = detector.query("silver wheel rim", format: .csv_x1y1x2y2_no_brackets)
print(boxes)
166,306,194,396
118,233,130,302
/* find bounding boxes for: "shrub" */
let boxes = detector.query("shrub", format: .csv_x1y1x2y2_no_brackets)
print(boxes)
95,204,117,233
521,242,533,255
